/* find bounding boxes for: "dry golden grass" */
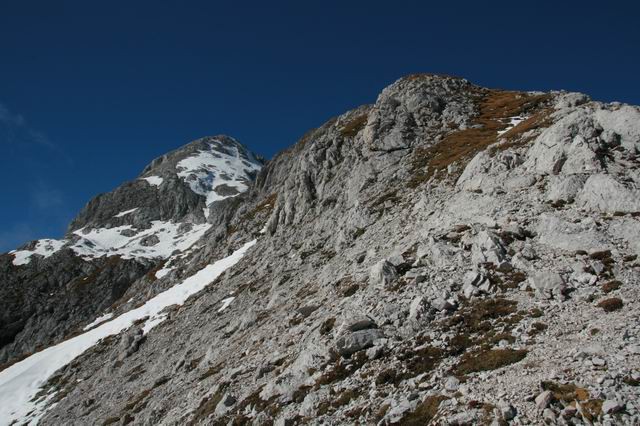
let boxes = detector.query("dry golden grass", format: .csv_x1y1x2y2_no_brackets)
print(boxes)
454,348,528,375
541,381,590,402
598,297,623,312
398,394,448,425
339,113,368,138
409,90,552,188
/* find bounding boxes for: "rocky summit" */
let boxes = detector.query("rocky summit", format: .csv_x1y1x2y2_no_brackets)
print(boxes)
0,74,639,425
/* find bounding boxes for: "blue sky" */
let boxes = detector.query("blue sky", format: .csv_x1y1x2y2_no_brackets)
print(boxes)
1,0,639,251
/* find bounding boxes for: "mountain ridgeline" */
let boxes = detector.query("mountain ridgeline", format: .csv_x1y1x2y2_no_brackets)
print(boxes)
1,74,639,425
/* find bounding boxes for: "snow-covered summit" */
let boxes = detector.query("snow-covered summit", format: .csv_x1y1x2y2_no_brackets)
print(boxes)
174,136,263,211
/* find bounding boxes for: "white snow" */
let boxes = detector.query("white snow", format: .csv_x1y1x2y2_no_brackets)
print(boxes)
176,141,262,215
259,222,269,234
82,312,114,331
9,239,67,266
155,266,173,279
0,239,256,425
71,220,211,260
141,176,163,187
218,296,236,312
10,221,209,267
497,116,527,136
114,208,138,218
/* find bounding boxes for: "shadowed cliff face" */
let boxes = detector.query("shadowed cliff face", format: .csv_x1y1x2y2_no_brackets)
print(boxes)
2,74,640,426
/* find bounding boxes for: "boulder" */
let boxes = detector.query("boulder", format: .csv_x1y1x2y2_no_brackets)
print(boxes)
369,260,399,288
529,272,567,300
335,329,384,357
535,390,554,409
471,231,506,265
341,315,377,333
576,174,640,213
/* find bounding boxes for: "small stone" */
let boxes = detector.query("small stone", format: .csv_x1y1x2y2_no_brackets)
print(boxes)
444,376,460,392
542,408,556,422
591,357,606,367
602,399,624,414
499,402,517,420
535,390,554,409
561,405,577,418
366,345,384,360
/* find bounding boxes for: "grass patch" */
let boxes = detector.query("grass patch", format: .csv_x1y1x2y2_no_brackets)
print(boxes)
339,113,368,138
189,389,226,424
446,298,518,334
398,395,448,425
597,297,623,312
455,349,527,375
315,352,367,387
529,322,548,336
580,399,604,421
601,280,622,293
540,381,589,402
397,346,445,378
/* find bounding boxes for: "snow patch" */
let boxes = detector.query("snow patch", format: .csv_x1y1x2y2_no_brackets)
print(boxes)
218,296,236,312
498,116,527,136
10,239,67,266
176,141,261,208
155,266,173,279
114,208,138,218
71,221,211,260
141,176,163,187
82,312,114,331
0,239,257,425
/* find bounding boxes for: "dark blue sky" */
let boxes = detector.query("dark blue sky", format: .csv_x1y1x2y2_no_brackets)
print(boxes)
1,1,639,251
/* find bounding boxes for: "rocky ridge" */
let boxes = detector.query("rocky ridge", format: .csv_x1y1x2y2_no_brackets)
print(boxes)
1,74,639,425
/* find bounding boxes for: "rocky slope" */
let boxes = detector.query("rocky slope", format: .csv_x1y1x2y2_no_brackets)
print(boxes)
1,74,639,425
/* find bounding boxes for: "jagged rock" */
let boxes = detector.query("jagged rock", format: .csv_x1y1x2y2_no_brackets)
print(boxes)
542,408,556,422
546,175,587,202
528,272,567,299
369,260,399,288
409,296,431,322
471,231,506,265
535,390,554,409
341,315,377,333
498,402,517,420
119,328,145,360
444,376,460,392
335,329,384,357
576,174,640,213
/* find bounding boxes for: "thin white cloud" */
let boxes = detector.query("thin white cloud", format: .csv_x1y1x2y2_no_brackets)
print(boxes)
0,101,62,152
